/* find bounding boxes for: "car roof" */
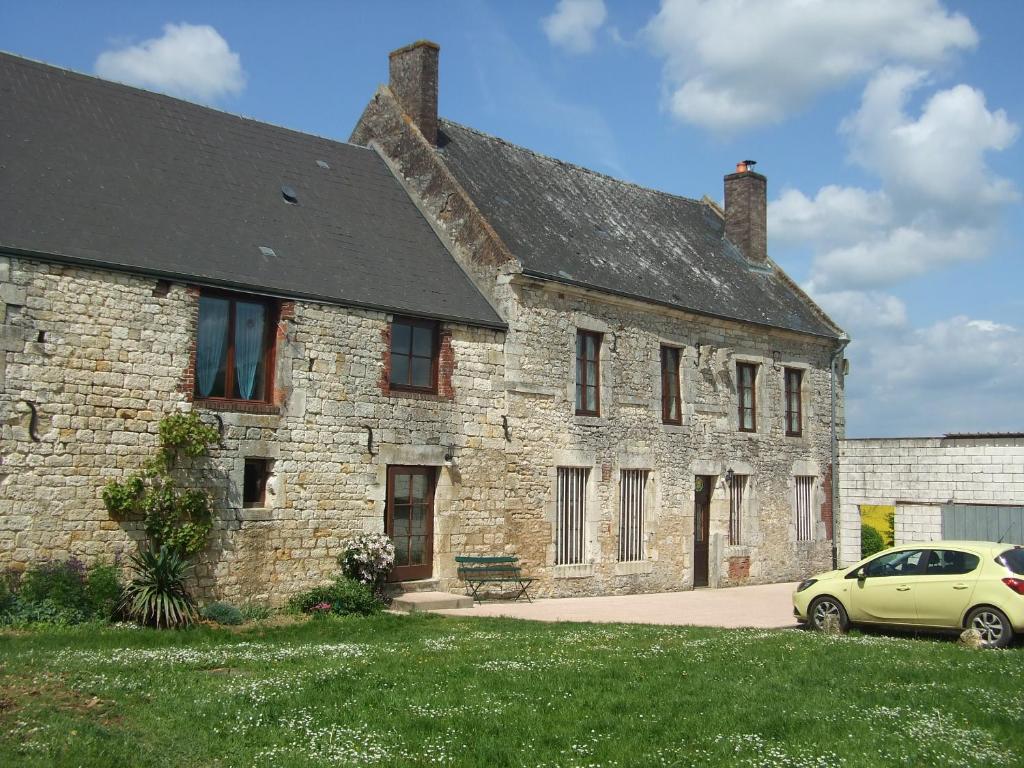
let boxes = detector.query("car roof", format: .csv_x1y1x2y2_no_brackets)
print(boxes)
887,541,1019,554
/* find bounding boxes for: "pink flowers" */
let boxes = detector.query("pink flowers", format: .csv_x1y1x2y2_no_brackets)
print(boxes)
310,602,332,616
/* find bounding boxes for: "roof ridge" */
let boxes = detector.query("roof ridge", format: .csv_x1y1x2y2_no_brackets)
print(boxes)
439,118,707,208
0,49,374,155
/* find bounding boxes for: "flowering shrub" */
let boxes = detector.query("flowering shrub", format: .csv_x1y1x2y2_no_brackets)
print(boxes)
338,533,395,586
288,578,381,616
0,558,123,626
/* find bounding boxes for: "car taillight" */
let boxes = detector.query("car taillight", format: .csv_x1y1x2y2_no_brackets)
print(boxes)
1003,577,1024,595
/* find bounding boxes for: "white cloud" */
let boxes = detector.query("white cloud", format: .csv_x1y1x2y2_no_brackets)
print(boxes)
542,0,607,54
645,0,976,132
808,224,992,292
844,314,1024,436
770,186,891,246
842,67,1019,215
95,23,245,103
813,290,908,332
780,68,1018,293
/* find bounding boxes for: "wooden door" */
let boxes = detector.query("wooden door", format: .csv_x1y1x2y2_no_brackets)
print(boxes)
386,466,435,582
693,475,712,587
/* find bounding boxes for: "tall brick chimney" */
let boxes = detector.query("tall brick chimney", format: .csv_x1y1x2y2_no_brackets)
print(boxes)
724,160,767,264
388,40,440,145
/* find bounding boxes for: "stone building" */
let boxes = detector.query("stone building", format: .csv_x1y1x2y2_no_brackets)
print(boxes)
351,42,849,595
839,434,1024,565
0,43,848,603
0,52,507,602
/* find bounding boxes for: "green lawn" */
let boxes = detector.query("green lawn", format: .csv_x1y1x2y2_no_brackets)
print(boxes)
1,615,1020,767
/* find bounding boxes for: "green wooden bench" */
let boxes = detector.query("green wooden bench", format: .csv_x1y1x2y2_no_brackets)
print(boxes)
455,555,535,603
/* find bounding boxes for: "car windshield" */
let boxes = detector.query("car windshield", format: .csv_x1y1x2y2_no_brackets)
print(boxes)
997,548,1024,575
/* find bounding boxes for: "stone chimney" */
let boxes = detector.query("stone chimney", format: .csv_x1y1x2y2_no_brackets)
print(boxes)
724,160,767,264
388,40,440,145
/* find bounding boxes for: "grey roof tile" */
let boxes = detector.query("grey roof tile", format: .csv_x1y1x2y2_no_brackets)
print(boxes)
0,53,503,329
437,119,839,338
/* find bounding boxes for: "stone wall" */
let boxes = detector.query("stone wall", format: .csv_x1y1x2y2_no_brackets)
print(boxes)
838,437,1024,564
0,256,507,603
353,86,843,595
499,278,838,596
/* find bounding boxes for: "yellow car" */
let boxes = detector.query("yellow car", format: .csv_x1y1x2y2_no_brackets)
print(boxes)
793,541,1024,648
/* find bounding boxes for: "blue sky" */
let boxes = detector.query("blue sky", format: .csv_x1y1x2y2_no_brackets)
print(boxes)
2,1,1021,437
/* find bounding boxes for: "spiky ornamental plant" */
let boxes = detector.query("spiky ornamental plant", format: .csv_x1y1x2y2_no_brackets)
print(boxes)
121,547,198,628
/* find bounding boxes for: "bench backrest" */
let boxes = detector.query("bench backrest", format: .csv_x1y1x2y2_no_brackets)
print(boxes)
455,555,519,565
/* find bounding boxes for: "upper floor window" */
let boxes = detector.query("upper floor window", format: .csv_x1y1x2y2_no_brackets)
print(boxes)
661,346,682,425
737,362,757,432
785,367,803,436
195,291,275,402
575,330,601,416
390,317,438,392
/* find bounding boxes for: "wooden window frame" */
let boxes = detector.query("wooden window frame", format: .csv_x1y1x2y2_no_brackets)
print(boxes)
785,367,803,437
737,362,758,433
194,289,278,405
385,465,436,581
389,316,440,394
660,345,682,425
575,330,602,416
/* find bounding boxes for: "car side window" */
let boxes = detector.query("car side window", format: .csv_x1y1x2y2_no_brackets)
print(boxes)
924,549,980,576
863,549,926,578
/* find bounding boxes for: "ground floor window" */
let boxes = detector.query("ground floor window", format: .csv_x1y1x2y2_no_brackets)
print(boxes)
795,476,815,541
618,470,648,562
728,473,747,545
556,467,588,565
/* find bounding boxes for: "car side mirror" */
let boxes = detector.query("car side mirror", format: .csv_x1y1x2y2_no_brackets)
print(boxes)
857,568,867,580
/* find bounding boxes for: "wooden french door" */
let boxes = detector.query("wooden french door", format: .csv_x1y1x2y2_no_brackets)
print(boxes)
693,475,712,587
386,466,435,582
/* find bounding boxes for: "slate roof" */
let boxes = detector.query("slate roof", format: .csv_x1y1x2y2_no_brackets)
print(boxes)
0,54,503,329
437,119,841,339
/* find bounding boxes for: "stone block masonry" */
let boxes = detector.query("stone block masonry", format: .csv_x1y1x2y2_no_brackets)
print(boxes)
0,257,507,603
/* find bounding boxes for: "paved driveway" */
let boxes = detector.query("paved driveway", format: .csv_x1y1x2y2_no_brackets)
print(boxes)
437,581,801,629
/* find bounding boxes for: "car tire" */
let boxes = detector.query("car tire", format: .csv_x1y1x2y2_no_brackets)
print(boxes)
966,606,1013,649
809,596,850,633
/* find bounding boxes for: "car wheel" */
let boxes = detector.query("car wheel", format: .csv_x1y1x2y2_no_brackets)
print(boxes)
809,596,849,632
966,606,1013,649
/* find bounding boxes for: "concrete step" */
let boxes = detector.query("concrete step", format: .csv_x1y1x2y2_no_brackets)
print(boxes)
391,591,473,613
385,578,440,597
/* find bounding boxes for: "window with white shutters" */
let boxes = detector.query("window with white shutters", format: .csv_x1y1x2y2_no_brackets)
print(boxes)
556,467,588,565
795,476,815,542
618,470,648,562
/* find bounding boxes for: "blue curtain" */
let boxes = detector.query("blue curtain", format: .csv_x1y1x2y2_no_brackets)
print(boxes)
197,297,228,397
235,301,266,400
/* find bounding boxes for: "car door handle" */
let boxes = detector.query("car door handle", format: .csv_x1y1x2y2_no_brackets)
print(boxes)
953,584,969,590
896,586,911,591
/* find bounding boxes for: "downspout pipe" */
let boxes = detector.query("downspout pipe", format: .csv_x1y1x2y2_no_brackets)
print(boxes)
829,336,850,569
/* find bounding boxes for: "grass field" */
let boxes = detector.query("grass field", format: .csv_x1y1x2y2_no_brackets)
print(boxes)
1,614,1020,767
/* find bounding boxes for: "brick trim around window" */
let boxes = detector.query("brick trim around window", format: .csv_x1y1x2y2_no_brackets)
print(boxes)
379,319,455,400
180,286,291,415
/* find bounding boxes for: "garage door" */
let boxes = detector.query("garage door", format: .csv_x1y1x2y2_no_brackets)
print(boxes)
941,504,1024,544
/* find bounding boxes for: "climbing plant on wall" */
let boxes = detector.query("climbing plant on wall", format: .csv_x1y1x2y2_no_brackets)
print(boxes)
102,410,221,557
